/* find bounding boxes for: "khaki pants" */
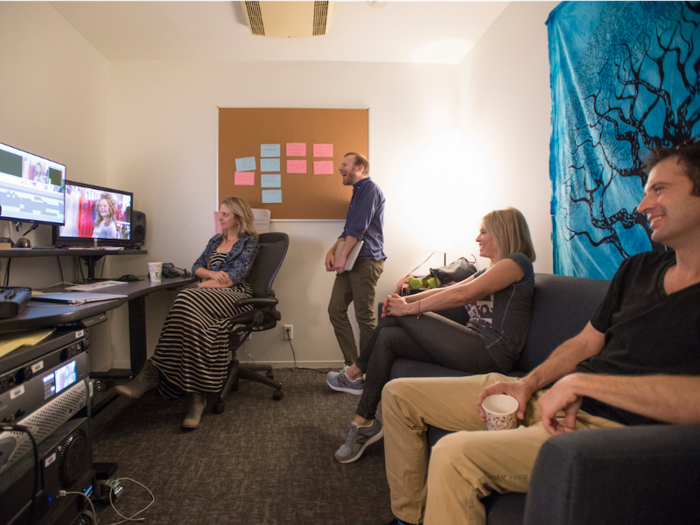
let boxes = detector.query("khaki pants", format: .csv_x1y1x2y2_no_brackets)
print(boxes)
328,258,384,366
382,374,624,525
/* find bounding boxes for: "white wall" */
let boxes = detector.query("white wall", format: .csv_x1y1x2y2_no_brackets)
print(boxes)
106,60,460,368
1,1,559,370
0,2,118,372
457,1,558,273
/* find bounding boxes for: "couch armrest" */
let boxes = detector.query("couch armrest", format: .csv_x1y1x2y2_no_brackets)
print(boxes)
523,424,700,525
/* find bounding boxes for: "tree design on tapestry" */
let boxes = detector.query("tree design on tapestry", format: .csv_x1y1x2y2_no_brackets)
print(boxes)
551,1,700,277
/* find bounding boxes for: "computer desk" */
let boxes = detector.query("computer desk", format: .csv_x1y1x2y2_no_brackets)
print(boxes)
0,276,198,376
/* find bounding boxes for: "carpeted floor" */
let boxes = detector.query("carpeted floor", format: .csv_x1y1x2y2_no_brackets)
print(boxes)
91,369,392,525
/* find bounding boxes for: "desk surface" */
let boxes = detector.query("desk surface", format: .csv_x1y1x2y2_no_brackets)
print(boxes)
0,276,197,333
0,248,147,258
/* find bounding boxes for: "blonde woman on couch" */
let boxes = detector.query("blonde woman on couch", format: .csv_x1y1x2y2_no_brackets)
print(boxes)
328,207,536,463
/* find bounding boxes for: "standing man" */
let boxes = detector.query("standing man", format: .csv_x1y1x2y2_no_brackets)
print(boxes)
380,140,700,525
326,152,386,383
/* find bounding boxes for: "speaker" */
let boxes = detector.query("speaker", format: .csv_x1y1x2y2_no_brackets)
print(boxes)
132,210,146,247
0,417,95,525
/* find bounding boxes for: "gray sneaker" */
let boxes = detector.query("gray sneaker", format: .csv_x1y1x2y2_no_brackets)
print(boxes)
335,420,383,464
326,369,364,395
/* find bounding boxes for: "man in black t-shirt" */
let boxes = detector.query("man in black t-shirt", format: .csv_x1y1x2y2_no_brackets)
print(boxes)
380,141,700,525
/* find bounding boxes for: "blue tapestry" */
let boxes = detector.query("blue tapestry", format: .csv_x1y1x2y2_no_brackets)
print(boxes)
547,1,700,278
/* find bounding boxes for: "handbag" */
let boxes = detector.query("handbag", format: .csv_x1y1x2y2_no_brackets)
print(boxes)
429,257,477,285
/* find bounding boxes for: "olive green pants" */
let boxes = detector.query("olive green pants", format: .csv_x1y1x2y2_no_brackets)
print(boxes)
382,374,624,525
328,258,384,366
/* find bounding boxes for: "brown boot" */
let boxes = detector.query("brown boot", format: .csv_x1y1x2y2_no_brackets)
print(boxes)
182,393,207,429
114,361,160,399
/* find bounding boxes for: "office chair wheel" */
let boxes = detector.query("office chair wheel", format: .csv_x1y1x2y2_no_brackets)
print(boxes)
272,389,283,401
266,371,274,379
212,402,225,414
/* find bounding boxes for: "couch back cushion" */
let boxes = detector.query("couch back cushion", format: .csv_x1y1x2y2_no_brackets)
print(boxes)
513,273,610,373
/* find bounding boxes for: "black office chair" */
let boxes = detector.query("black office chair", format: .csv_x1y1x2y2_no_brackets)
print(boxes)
212,232,289,414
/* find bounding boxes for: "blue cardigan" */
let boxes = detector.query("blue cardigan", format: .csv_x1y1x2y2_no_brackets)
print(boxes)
191,234,259,285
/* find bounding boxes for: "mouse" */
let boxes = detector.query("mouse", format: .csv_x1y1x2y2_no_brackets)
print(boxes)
117,274,140,282
15,238,32,248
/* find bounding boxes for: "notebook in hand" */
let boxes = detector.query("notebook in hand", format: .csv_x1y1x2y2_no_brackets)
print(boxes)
31,292,128,305
334,240,364,272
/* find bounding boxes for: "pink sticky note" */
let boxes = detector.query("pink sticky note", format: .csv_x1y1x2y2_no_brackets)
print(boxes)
214,211,222,234
234,171,255,185
314,160,334,175
287,160,307,174
286,143,306,157
313,144,333,157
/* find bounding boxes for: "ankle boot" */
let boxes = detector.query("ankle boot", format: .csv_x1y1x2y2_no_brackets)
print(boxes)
182,392,207,429
114,361,160,399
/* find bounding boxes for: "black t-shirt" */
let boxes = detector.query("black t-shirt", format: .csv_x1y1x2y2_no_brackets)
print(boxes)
577,251,700,426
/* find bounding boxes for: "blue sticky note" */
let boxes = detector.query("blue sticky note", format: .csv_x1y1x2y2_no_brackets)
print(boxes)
235,157,256,172
261,158,281,172
261,144,281,157
262,190,282,204
261,174,281,188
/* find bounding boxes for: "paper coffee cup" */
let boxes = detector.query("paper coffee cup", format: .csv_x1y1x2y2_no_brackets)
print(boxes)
482,394,519,431
148,262,163,282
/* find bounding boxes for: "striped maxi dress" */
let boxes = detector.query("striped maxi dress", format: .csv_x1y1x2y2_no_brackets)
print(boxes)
150,252,253,399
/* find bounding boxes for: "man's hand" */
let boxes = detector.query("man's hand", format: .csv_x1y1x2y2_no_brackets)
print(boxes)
477,379,533,422
537,374,583,435
333,253,348,274
325,250,336,272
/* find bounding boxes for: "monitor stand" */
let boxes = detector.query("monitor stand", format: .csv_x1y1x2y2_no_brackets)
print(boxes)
80,255,107,282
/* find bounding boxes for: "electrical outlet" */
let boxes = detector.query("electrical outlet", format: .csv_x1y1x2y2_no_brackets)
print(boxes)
284,325,293,340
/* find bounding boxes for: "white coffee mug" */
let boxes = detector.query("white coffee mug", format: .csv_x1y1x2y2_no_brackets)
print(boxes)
482,394,519,431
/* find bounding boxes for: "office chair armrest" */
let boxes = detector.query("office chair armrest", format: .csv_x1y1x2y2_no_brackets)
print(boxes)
234,298,279,308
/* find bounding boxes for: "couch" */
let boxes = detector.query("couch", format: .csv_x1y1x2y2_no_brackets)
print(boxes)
389,273,700,524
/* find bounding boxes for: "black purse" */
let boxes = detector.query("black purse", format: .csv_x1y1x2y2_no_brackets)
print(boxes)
429,257,477,285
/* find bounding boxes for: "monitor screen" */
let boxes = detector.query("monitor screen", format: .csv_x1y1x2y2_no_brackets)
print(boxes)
54,180,133,247
0,142,66,225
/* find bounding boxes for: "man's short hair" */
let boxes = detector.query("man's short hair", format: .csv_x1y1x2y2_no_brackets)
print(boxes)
344,152,370,176
645,139,700,196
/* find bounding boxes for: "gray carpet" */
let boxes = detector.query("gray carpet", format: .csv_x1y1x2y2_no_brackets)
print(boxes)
91,369,392,525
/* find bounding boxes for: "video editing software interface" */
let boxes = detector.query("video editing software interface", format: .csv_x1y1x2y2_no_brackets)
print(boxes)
0,142,66,225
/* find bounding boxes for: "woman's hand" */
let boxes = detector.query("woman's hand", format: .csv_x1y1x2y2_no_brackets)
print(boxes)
395,274,413,295
200,274,233,288
209,270,232,284
382,294,417,318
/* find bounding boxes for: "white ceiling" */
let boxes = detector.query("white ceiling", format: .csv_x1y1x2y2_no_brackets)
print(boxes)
49,1,509,64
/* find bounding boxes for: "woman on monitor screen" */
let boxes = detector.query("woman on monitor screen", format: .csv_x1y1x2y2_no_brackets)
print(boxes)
92,193,118,239
114,197,260,429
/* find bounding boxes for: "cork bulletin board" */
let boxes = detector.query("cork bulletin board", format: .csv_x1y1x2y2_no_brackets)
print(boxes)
218,108,369,220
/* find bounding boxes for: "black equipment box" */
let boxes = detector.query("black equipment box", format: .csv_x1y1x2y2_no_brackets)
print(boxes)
0,288,32,320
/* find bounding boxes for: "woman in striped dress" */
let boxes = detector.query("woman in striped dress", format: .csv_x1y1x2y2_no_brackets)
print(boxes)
115,197,259,429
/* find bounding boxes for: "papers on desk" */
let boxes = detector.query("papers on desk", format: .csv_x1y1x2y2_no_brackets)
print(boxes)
31,292,128,305
0,328,55,358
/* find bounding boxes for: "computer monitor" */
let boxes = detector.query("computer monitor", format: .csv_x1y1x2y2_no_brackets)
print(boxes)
0,142,66,226
53,180,133,248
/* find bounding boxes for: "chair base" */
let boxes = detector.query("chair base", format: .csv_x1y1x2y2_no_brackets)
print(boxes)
213,361,283,414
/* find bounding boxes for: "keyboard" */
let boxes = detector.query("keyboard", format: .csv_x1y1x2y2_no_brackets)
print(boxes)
65,281,129,292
